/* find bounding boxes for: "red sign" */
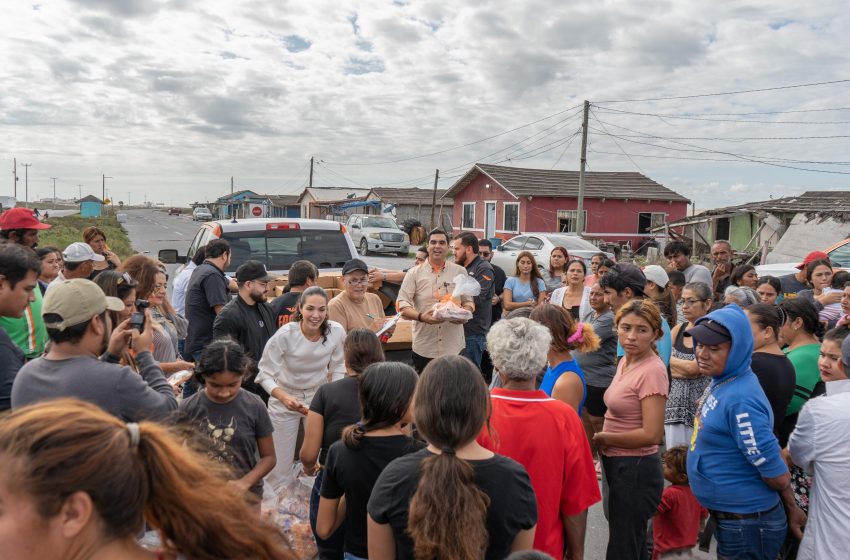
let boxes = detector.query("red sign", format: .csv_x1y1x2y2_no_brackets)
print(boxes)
251,206,262,217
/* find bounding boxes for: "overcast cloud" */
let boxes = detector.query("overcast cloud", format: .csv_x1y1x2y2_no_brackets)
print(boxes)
2,0,849,208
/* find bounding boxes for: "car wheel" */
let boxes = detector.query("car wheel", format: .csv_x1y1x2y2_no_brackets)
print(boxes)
359,238,370,256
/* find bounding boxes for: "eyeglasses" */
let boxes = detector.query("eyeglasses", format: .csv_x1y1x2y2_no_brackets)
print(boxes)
681,298,707,307
479,252,491,257
347,278,369,285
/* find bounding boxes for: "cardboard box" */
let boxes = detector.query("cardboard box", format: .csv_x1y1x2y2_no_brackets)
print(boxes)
383,319,413,351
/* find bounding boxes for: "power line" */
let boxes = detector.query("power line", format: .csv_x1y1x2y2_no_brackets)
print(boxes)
593,78,850,104
611,106,850,117
594,106,850,124
589,107,643,173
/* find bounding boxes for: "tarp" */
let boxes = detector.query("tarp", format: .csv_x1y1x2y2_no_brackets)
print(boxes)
330,200,381,212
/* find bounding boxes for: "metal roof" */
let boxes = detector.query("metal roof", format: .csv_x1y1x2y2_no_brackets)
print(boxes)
369,187,452,204
442,163,690,202
666,191,850,227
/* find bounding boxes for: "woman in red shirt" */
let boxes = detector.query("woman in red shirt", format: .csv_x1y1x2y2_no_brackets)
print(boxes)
593,298,668,560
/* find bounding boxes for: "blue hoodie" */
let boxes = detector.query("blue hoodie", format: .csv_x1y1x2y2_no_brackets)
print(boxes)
686,304,787,513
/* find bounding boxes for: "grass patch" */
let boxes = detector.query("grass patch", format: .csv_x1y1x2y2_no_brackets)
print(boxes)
39,214,135,258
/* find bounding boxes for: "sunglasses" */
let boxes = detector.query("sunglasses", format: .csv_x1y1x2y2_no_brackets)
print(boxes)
480,251,492,257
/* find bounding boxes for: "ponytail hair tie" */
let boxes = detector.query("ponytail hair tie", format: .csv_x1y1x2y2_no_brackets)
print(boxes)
355,421,366,431
126,422,140,449
567,322,585,345
441,446,456,456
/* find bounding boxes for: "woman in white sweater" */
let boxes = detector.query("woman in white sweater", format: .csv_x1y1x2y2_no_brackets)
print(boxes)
257,286,346,488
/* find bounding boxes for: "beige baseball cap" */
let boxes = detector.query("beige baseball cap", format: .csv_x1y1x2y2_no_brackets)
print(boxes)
43,279,125,331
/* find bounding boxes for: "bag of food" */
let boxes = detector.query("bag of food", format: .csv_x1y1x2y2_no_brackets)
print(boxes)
431,274,481,321
263,465,317,560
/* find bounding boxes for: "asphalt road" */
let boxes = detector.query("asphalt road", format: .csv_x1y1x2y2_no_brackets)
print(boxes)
121,208,715,560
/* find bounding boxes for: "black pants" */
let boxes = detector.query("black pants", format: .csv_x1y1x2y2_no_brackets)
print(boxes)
412,351,434,374
601,453,663,560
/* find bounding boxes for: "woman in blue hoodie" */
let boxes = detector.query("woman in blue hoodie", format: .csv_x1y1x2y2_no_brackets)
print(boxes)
686,304,806,559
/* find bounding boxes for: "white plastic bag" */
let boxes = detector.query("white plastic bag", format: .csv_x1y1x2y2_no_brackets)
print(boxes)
431,274,481,321
262,465,317,560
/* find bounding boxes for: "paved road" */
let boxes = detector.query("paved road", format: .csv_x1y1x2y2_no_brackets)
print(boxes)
121,208,716,560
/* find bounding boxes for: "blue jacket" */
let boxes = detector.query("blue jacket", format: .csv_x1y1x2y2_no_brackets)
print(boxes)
686,304,787,513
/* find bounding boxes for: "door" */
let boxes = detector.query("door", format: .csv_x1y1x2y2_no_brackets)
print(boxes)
484,202,496,239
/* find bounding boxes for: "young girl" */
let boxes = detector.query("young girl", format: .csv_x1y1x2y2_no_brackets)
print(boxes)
179,338,276,503
549,259,591,320
317,362,424,560
756,275,782,305
530,303,600,415
257,286,346,488
652,446,708,560
504,251,547,311
367,355,538,560
593,298,668,560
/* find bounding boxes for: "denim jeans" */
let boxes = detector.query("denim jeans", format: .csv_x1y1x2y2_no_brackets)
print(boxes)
182,349,204,398
601,453,664,560
462,335,487,368
309,468,345,560
714,502,786,560
343,554,367,560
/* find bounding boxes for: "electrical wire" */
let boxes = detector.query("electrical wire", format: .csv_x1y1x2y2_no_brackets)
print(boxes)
589,107,643,173
594,106,850,124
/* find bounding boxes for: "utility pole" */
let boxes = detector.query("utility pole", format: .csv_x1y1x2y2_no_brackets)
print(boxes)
309,156,314,188
12,158,18,200
50,177,57,209
230,176,236,221
576,100,589,236
77,184,82,201
21,163,32,208
429,169,440,230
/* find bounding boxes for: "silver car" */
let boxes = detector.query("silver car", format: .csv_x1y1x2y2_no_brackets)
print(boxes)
491,233,615,272
346,214,410,256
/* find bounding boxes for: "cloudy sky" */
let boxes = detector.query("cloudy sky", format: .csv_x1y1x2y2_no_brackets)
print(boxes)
2,0,849,209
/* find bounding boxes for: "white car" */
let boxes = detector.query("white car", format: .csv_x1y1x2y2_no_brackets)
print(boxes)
491,233,615,273
192,207,213,221
346,214,410,257
755,238,850,278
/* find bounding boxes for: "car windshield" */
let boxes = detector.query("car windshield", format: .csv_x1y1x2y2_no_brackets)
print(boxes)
363,217,398,229
543,234,600,252
195,208,211,214
221,229,352,272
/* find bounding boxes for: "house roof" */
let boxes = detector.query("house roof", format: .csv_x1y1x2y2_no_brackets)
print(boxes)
78,195,103,204
443,163,690,203
265,194,299,206
214,190,262,203
298,187,371,204
369,187,452,204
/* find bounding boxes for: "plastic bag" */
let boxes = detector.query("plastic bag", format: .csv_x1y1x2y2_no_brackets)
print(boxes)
431,274,480,321
262,465,317,560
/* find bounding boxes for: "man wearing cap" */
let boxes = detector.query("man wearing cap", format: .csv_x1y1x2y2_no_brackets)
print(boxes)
599,263,672,366
0,208,52,359
778,250,831,300
0,244,41,411
11,278,177,420
328,258,387,333
48,242,105,286
686,304,805,558
788,333,850,560
213,260,277,402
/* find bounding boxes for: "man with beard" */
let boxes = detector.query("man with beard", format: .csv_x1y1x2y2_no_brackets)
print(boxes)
0,208,52,358
452,232,494,369
10,278,177,420
213,260,278,402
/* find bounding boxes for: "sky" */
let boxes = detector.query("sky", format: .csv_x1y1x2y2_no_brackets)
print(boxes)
2,0,849,210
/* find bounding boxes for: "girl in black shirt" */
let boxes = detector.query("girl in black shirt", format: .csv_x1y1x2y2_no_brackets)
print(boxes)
367,355,538,560
317,362,422,559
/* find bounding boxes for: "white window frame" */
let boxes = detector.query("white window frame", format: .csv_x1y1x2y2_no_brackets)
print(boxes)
501,202,520,233
556,209,588,233
462,202,476,229
637,211,667,234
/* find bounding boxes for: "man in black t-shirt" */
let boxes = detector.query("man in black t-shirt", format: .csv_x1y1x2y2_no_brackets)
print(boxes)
479,239,507,383
271,260,317,327
184,239,231,362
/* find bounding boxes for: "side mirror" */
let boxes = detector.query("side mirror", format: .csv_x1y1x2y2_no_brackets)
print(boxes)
158,249,185,264
496,245,504,251
352,223,360,229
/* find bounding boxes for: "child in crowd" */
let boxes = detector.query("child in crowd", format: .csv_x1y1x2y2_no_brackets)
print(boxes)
179,338,276,506
653,446,707,559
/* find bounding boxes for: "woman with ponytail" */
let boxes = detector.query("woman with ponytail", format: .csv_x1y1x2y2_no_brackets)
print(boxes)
316,362,422,559
530,303,600,415
0,398,295,560
367,355,538,560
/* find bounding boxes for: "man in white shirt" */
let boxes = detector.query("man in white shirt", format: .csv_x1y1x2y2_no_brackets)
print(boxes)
788,333,850,560
172,246,205,317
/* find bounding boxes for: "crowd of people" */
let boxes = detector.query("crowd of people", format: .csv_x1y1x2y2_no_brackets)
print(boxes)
0,204,848,560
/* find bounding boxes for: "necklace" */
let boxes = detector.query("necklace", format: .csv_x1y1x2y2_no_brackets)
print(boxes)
695,374,740,418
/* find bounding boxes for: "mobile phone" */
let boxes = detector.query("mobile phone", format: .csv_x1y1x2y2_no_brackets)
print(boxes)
130,311,145,333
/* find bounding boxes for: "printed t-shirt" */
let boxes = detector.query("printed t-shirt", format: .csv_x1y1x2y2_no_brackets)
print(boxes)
180,389,274,496
367,448,538,560
779,274,807,300
652,484,708,559
327,290,385,332
505,276,546,303
602,353,669,456
477,389,600,559
309,376,361,463
321,435,425,558
271,291,300,328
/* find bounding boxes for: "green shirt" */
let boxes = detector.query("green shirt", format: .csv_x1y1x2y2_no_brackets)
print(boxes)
0,287,47,359
785,343,822,415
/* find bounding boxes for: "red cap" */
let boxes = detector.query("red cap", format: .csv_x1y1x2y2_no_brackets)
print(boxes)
0,208,52,231
796,250,829,270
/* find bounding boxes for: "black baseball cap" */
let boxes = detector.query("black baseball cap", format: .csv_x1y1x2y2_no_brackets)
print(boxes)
612,263,647,296
342,258,369,275
685,319,732,345
236,260,273,282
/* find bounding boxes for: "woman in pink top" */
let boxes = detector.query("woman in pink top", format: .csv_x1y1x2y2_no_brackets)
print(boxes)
593,298,668,560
